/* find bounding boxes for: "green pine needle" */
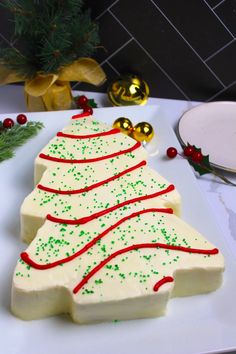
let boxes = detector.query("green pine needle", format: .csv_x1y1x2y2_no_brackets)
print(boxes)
0,0,100,78
0,121,44,162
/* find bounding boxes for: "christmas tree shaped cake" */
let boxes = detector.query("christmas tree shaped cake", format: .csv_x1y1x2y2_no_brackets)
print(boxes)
11,112,224,323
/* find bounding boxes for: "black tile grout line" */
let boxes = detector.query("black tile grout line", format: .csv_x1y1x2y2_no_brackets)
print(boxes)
0,32,21,49
1,1,232,101
205,38,236,62
0,2,119,46
132,38,191,101
102,39,134,66
94,38,133,67
95,0,120,20
71,82,81,90
150,0,226,88
72,38,133,90
0,32,11,45
212,0,226,10
106,60,120,75
203,0,236,39
206,79,236,101
109,8,191,101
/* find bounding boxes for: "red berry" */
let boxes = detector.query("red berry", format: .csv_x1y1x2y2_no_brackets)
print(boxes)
17,114,27,125
83,106,93,115
3,118,14,129
77,95,88,107
191,151,203,163
183,145,194,157
166,147,177,158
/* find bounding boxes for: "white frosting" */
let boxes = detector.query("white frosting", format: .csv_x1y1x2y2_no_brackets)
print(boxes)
21,162,181,243
11,115,224,323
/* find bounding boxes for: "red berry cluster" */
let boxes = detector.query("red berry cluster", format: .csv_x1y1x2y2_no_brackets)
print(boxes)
166,144,236,187
2,114,28,129
77,95,93,115
166,145,203,163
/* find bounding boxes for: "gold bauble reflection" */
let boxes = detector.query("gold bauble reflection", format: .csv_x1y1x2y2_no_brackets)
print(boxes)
113,117,133,135
108,74,149,106
132,122,154,142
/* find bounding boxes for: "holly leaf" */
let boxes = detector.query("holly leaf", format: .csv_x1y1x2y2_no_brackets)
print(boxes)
74,96,98,108
88,99,98,108
187,144,211,176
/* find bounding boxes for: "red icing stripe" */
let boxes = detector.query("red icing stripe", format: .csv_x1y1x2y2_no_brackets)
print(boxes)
56,128,120,139
39,141,141,164
20,208,174,270
21,238,218,272
71,111,91,119
72,244,219,294
46,184,175,225
37,160,147,195
153,276,174,292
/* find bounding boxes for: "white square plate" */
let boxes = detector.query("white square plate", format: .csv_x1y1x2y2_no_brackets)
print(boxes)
0,105,235,354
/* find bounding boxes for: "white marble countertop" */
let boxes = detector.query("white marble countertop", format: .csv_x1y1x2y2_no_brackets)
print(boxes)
0,84,236,353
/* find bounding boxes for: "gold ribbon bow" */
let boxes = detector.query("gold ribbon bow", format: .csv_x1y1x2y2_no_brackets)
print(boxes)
0,58,106,111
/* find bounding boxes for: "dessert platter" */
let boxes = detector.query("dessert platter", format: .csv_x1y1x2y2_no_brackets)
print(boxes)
0,105,236,354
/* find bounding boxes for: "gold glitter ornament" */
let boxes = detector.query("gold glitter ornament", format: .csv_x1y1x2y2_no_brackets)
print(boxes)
107,74,149,106
132,122,154,143
113,117,133,135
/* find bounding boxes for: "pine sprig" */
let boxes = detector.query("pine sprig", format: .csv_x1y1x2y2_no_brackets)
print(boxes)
0,0,100,78
0,121,44,162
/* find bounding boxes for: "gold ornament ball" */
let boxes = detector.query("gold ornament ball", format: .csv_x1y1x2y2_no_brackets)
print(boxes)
108,74,149,106
133,122,154,143
113,117,133,135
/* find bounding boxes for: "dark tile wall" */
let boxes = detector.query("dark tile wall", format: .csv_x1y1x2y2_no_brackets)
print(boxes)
1,0,236,101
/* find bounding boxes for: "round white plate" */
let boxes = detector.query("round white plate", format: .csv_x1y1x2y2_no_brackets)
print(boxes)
177,101,236,173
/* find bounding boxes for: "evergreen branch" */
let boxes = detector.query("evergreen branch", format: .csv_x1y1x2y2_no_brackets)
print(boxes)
0,0,100,78
1,0,36,35
0,121,44,162
0,42,36,78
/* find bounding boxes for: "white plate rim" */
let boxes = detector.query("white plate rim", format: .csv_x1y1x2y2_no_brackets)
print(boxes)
177,101,236,173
